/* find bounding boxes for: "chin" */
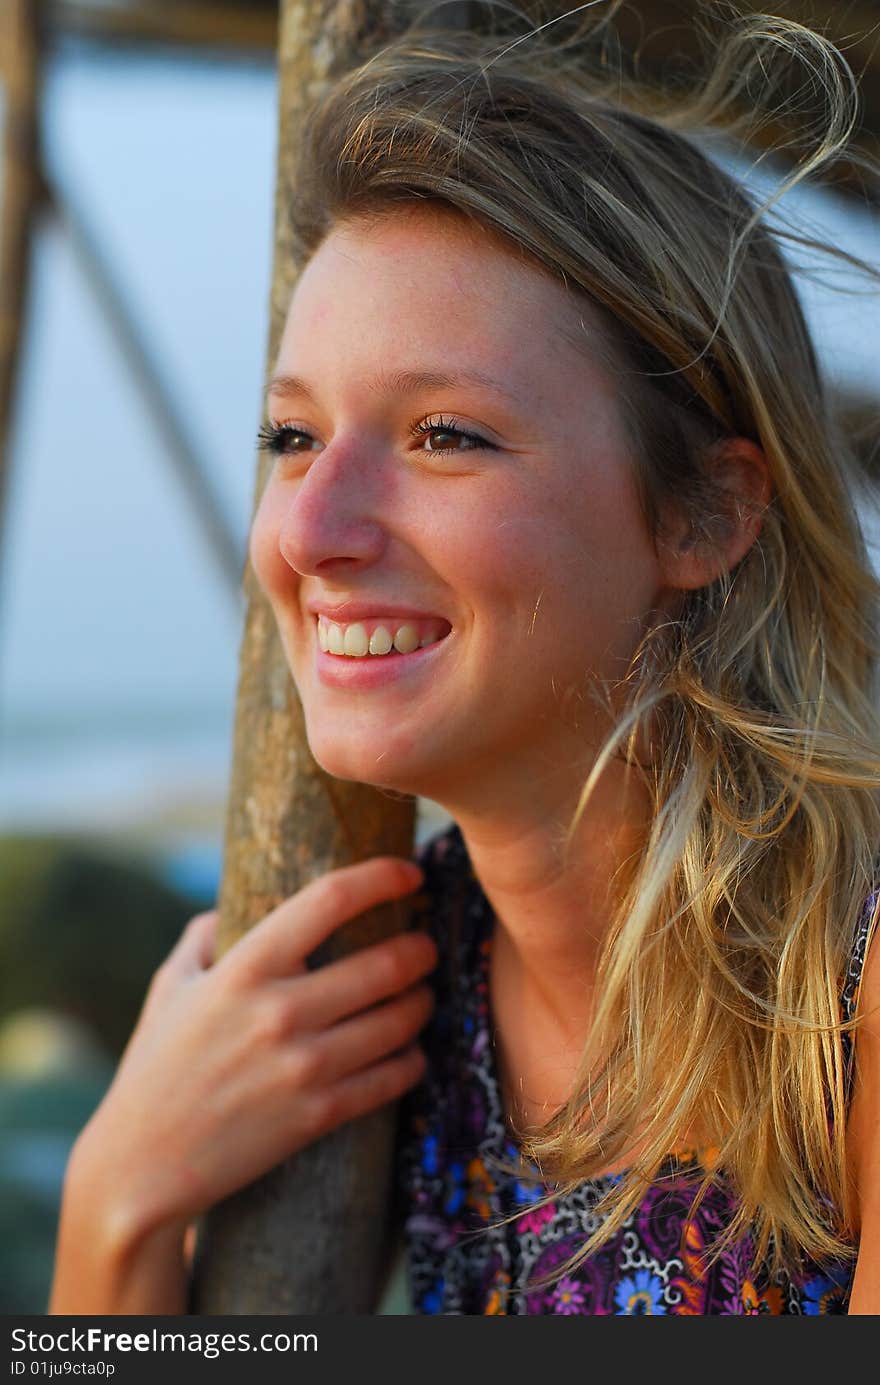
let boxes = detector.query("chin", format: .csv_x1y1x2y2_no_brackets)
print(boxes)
304,726,425,795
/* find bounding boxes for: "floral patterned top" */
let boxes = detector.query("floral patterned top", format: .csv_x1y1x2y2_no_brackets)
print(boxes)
396,822,875,1315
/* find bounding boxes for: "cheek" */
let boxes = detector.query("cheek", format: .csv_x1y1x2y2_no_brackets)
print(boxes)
248,489,291,599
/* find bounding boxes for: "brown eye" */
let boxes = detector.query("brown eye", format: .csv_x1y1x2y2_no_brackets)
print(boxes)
256,422,320,455
278,427,318,452
425,428,465,452
409,415,491,457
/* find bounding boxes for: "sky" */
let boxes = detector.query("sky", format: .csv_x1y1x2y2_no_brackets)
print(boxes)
0,42,275,840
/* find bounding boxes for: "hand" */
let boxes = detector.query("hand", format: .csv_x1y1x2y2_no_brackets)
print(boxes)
70,857,436,1238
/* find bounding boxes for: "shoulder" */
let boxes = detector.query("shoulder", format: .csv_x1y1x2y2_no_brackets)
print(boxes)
844,890,880,1311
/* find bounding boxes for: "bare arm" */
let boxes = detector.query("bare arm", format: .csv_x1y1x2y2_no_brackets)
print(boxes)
49,1189,188,1313
46,859,436,1316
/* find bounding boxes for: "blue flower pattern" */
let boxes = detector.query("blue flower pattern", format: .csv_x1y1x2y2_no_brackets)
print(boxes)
801,1267,852,1315
614,1269,667,1315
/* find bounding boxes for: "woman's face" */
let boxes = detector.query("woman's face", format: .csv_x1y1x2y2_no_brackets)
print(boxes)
249,207,671,807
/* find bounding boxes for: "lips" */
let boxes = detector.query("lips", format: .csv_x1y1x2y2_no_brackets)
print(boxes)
314,624,451,689
306,599,451,626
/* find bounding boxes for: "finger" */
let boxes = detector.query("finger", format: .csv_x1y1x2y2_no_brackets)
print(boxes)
279,928,438,1032
166,910,220,978
299,984,435,1087
307,1045,428,1140
227,857,424,980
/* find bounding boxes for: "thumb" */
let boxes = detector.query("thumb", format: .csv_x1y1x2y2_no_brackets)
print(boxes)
168,908,220,978
134,909,220,1037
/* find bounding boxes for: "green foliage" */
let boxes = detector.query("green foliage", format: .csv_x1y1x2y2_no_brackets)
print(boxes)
0,836,202,1058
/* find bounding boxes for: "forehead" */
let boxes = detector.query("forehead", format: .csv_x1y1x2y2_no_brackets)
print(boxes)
283,206,605,372
306,203,549,293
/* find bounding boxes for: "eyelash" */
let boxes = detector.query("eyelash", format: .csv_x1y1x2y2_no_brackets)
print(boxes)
255,414,492,459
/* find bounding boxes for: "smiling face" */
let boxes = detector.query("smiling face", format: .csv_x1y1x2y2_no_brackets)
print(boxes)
249,206,672,812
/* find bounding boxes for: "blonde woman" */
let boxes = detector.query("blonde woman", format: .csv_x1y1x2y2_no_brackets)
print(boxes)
50,8,880,1314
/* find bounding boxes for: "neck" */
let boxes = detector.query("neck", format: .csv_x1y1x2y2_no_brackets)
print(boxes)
439,754,650,1136
442,750,651,1032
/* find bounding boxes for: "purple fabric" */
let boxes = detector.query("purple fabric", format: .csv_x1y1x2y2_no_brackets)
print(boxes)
396,823,870,1314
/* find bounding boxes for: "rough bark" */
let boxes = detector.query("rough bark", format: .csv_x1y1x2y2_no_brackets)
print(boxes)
189,0,444,1315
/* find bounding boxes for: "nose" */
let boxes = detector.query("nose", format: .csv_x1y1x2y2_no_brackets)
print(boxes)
277,440,389,577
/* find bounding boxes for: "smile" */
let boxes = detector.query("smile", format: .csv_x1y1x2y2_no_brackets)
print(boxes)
316,614,451,658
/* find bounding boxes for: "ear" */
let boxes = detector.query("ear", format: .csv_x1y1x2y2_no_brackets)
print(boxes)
657,438,772,593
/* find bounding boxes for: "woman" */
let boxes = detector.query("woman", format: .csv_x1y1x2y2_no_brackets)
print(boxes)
49,10,880,1314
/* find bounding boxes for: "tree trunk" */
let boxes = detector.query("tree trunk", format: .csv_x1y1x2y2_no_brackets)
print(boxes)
189,0,446,1315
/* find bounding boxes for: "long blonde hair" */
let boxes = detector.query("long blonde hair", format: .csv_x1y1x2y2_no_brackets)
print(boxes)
287,3,880,1281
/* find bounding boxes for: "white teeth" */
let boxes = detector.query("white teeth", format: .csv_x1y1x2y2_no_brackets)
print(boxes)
342,623,369,656
392,624,420,654
317,615,446,657
369,625,393,655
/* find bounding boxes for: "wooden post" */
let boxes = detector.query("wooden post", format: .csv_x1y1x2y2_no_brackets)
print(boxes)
189,0,451,1315
0,0,42,568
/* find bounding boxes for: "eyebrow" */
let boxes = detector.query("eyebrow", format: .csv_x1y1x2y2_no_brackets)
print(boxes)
265,367,521,407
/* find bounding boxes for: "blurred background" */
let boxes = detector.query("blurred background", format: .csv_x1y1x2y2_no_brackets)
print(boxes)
0,0,878,1313
0,0,278,1314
